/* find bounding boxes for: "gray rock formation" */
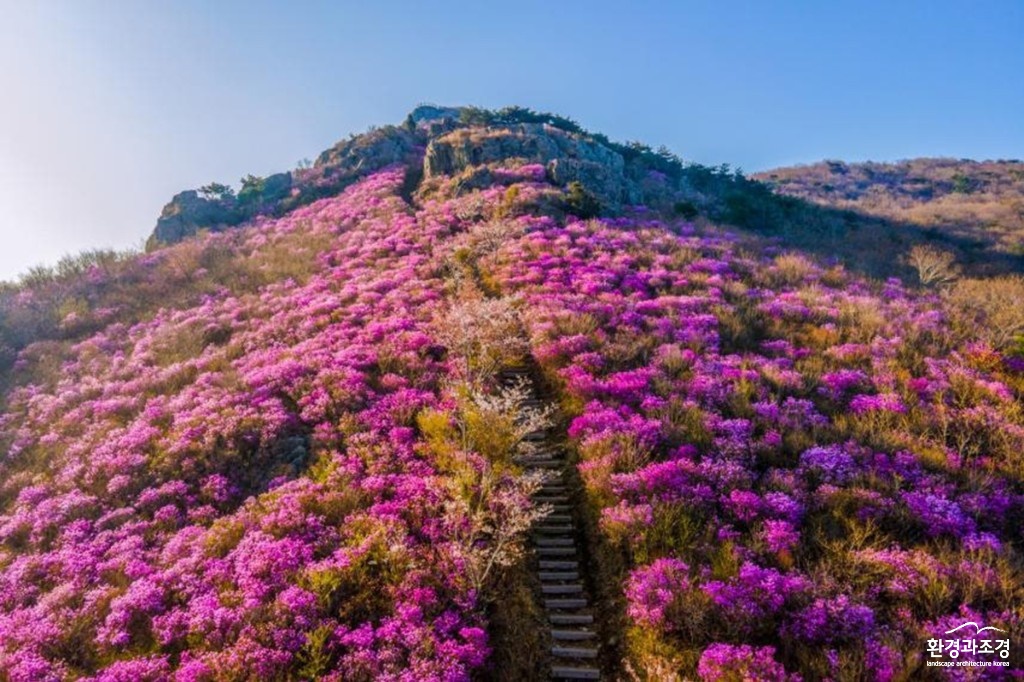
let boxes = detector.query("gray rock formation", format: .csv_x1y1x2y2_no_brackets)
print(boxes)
151,191,240,245
407,105,463,127
315,126,415,172
260,173,293,202
423,123,633,207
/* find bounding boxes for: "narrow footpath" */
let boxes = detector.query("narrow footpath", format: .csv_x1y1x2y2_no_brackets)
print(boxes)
500,367,602,681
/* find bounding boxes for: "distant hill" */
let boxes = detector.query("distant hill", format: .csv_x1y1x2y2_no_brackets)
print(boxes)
754,158,1024,268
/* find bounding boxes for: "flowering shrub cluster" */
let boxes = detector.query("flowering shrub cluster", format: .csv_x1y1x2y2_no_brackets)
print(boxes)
0,168,546,680
479,215,1024,679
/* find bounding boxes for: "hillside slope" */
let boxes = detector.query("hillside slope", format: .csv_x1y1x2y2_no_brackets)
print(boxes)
755,159,1024,274
1,108,1022,681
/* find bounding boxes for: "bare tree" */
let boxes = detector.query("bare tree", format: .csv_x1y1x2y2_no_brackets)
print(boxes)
907,245,961,287
434,295,528,387
436,381,556,595
445,470,550,594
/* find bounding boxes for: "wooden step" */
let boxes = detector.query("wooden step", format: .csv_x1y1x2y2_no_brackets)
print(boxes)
552,646,599,659
516,455,564,464
520,453,564,461
539,560,578,570
534,537,574,547
531,452,564,461
535,524,574,534
549,613,593,625
537,547,576,557
539,571,579,581
533,496,569,504
550,665,600,680
541,583,584,595
526,460,563,469
551,629,597,641
545,598,587,609
524,448,565,458
543,514,572,523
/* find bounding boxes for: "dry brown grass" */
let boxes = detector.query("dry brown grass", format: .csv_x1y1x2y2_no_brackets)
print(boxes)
945,275,1024,348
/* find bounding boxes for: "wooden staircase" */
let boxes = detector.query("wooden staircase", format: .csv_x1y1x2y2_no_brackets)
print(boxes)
501,367,602,681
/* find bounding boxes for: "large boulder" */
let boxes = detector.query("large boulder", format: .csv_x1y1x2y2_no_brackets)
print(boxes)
261,172,293,202
315,126,416,172
423,123,630,207
408,105,463,128
151,190,240,244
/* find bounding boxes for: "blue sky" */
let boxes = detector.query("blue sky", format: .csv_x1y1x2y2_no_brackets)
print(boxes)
1,0,1022,281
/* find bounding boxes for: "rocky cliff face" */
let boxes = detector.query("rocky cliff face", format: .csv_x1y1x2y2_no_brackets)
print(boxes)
149,172,293,247
151,190,241,244
423,123,635,206
147,105,705,247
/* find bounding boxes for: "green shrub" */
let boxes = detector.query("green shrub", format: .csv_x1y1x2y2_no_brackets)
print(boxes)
673,201,699,220
564,181,601,219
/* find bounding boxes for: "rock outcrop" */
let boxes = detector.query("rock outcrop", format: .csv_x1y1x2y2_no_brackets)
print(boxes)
151,190,241,245
423,124,635,207
314,126,416,171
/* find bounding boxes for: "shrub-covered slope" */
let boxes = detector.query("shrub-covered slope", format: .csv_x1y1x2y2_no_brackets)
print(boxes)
482,217,1023,679
0,168,551,681
1,110,1023,681
755,159,1024,275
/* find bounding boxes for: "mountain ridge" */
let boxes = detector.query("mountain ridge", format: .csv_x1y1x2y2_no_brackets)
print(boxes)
755,157,1024,254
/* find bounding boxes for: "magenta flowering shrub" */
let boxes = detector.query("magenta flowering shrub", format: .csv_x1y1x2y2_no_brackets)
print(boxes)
696,643,800,682
624,557,690,630
480,214,1024,677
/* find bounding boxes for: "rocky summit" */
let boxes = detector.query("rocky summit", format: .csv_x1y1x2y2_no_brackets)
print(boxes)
149,105,733,247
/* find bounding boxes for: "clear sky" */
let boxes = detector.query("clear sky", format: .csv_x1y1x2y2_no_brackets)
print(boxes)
1,0,1022,281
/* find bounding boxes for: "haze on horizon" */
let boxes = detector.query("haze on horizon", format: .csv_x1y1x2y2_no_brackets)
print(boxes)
1,0,1022,282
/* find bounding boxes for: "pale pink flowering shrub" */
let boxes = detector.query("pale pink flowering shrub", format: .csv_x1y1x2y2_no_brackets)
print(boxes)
697,643,800,682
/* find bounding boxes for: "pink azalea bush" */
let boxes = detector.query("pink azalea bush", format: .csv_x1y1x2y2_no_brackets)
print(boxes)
697,643,799,682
